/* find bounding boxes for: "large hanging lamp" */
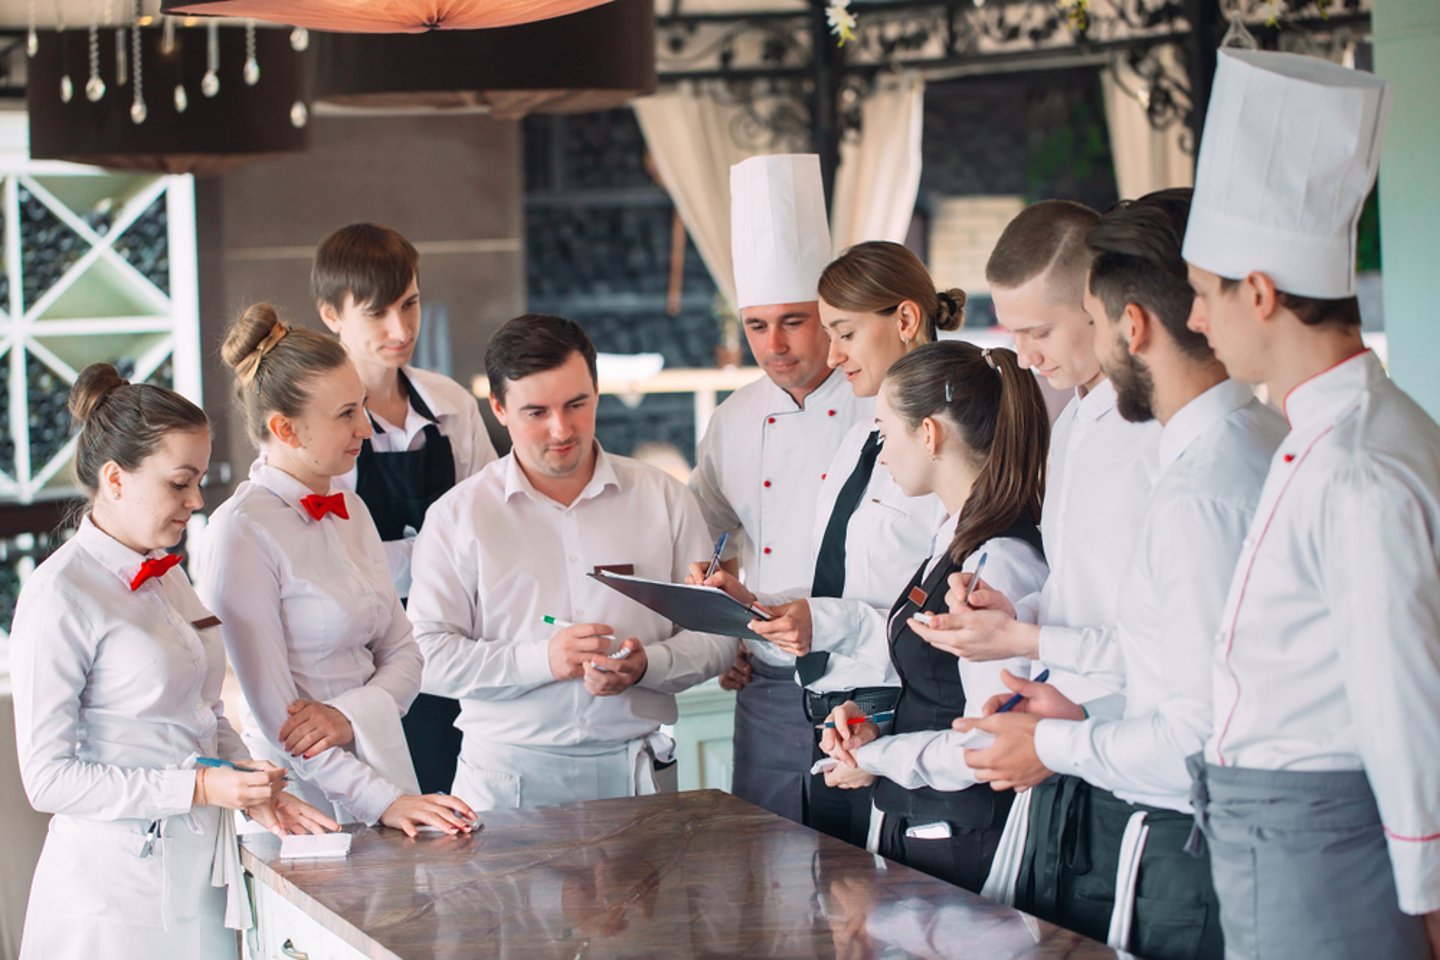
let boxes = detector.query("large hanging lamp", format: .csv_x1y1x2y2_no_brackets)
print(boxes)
27,25,310,175
159,0,614,33
309,0,655,117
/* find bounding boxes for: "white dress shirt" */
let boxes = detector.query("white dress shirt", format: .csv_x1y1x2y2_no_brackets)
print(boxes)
689,367,870,668
800,421,946,694
1205,351,1440,914
408,446,736,752
195,460,422,825
335,366,498,596
11,516,240,821
10,517,248,953
1033,381,1285,811
849,519,1048,790
1020,377,1161,699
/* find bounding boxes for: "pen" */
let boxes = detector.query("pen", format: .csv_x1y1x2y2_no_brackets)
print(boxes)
995,668,1051,714
197,756,289,781
541,615,620,646
704,531,730,580
816,710,895,731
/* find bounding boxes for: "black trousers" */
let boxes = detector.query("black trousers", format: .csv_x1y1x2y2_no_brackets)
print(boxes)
802,738,873,848
401,693,463,795
1017,777,1223,960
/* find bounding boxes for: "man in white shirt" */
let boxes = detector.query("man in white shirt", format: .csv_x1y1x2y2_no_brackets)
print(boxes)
316,223,498,793
689,155,867,822
956,189,1285,959
408,314,736,812
908,200,1159,919
1180,50,1440,959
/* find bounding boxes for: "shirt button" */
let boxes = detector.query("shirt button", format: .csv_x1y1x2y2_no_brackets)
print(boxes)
767,417,776,425
763,480,772,488
763,547,772,555
828,410,836,417
568,555,578,563
821,473,827,481
1282,453,1295,463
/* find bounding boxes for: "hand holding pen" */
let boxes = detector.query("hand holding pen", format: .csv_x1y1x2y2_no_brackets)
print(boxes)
819,702,885,768
542,616,622,680
194,756,289,810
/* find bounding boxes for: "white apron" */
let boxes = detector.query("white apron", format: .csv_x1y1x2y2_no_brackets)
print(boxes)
451,734,676,812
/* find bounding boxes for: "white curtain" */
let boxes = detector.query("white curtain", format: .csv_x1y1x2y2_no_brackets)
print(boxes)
1101,47,1194,201
633,74,926,307
831,73,926,252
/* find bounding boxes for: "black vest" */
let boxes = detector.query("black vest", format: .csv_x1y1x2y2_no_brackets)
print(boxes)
871,516,1044,827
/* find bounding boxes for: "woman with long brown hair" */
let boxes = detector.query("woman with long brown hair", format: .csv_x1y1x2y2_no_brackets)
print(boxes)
817,339,1051,892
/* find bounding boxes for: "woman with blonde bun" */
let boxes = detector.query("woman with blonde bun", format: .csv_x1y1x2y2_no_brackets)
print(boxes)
11,363,337,960
195,304,476,837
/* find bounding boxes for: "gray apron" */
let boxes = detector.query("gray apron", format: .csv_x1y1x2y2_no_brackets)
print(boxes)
731,658,811,823
1187,754,1428,960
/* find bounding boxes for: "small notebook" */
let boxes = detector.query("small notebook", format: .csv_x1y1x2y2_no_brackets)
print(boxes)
587,570,774,642
279,832,352,860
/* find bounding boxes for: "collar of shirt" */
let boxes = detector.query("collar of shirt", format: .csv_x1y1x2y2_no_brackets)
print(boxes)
1282,348,1379,431
501,442,622,508
249,455,340,523
925,512,960,577
1074,376,1119,423
759,365,853,416
1158,379,1256,473
72,514,170,590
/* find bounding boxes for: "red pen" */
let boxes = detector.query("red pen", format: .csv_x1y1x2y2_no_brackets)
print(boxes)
816,710,895,731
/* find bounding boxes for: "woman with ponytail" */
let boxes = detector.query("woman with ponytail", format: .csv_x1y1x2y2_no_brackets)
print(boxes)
195,304,476,837
694,240,964,848
10,364,335,959
815,340,1051,892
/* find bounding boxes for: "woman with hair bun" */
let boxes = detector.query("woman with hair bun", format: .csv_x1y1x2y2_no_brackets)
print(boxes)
10,363,336,959
818,340,1051,892
693,241,961,848
195,304,476,836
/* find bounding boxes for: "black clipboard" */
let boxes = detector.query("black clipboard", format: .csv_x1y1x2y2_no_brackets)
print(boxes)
587,570,774,642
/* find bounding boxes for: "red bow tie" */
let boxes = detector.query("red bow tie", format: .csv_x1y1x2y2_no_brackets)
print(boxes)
300,493,349,522
130,553,182,591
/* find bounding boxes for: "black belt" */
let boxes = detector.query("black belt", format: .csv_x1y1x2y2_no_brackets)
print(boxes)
803,686,899,723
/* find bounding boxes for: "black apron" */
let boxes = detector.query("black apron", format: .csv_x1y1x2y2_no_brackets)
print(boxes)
873,518,1042,893
354,371,462,795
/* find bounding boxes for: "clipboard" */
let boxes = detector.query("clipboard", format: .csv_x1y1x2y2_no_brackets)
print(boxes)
587,570,774,642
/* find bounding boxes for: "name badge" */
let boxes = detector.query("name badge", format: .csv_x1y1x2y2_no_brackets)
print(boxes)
191,615,222,630
907,585,928,607
593,564,635,577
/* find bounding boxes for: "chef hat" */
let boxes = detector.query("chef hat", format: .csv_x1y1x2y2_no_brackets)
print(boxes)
1182,49,1392,299
730,154,832,309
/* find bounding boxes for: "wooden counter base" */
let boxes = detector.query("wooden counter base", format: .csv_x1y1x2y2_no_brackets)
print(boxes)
241,789,1120,959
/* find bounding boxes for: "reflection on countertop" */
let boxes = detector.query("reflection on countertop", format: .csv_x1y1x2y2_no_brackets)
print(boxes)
241,789,1123,960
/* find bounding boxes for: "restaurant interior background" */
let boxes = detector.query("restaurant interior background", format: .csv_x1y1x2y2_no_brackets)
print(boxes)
0,1,1435,955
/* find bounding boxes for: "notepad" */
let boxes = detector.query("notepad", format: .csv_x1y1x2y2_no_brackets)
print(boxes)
587,570,775,642
279,832,352,860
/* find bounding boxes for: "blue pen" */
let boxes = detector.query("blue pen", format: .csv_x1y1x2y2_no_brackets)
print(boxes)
996,668,1051,714
704,531,730,580
817,709,895,731
198,756,289,781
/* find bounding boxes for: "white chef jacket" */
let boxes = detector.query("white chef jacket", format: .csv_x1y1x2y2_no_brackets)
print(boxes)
10,517,247,953
848,517,1048,790
335,365,498,596
1020,377,1161,699
800,421,946,695
689,367,870,668
195,460,422,825
1205,350,1440,914
408,445,736,752
1033,381,1285,811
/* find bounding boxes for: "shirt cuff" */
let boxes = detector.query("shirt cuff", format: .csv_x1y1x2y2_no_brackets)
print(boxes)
1036,625,1081,672
514,634,555,688
160,768,200,818
1387,835,1440,915
639,641,676,691
352,779,407,826
1034,717,1089,780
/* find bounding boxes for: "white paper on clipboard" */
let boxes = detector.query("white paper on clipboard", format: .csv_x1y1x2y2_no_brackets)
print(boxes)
587,570,775,642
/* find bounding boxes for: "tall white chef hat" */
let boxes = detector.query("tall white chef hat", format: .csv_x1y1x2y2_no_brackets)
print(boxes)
730,154,832,309
1182,49,1392,299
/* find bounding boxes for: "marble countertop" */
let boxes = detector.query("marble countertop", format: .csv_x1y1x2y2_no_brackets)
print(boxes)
241,789,1122,959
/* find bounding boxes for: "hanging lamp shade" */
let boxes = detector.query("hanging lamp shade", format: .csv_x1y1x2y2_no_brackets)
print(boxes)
27,27,309,175
309,0,655,117
159,0,614,33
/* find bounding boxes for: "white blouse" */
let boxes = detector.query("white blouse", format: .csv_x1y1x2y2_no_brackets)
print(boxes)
11,516,239,821
194,459,422,824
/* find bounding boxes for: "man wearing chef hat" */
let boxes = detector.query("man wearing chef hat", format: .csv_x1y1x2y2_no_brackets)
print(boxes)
688,154,868,822
1183,48,1440,958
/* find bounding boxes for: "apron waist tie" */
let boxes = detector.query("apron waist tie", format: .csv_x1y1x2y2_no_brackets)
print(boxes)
1185,751,1210,857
